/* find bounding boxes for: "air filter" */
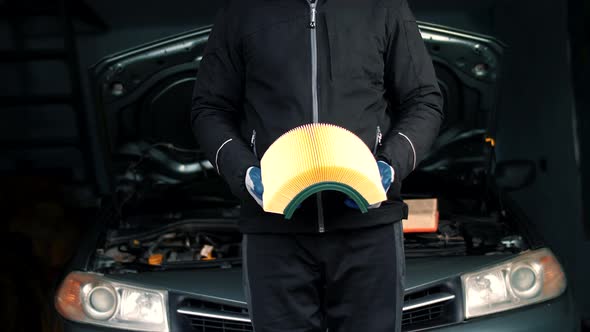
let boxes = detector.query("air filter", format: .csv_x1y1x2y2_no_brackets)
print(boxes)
261,123,386,218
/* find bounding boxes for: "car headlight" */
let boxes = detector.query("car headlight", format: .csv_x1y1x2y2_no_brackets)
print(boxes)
461,248,566,319
55,271,169,331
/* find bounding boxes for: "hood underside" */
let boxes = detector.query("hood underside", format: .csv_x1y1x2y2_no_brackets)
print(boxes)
89,22,505,192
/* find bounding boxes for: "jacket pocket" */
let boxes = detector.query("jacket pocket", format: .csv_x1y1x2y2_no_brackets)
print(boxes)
373,125,383,156
250,129,258,159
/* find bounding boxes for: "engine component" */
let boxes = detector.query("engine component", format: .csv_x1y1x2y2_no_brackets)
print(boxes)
148,253,164,266
199,245,215,261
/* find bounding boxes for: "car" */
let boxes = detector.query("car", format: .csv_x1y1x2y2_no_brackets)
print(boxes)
54,20,577,332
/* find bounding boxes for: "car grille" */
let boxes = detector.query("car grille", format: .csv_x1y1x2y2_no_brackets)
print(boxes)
177,286,458,332
186,317,253,332
404,300,445,325
402,287,456,330
177,300,252,332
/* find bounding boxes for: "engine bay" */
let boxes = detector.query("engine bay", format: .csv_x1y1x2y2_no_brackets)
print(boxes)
94,223,243,273
92,209,528,274
91,138,530,274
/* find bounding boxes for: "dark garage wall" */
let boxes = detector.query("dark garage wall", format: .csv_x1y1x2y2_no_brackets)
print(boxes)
490,0,588,316
413,0,589,319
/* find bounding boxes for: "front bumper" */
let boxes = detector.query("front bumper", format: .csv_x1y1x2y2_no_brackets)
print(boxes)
62,291,577,332
435,291,577,332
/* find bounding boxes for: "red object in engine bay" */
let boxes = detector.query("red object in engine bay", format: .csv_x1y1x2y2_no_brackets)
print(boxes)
402,198,439,233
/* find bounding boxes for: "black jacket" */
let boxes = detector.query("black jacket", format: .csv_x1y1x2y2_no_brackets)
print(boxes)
191,0,444,234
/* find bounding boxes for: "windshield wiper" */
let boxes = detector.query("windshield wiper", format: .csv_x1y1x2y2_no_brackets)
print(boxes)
405,247,466,258
103,257,242,274
159,257,241,270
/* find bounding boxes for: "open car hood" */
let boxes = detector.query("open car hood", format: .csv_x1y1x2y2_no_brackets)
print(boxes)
89,22,505,193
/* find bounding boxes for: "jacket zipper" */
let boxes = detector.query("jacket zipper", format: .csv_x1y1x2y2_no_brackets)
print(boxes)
309,0,319,124
250,130,258,159
307,0,324,233
373,125,383,155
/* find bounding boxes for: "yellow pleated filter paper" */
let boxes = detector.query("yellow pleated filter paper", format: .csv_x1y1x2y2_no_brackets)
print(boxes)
261,123,387,218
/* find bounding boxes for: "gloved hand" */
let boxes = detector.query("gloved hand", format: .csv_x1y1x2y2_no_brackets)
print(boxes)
245,166,301,212
344,160,394,209
245,166,264,207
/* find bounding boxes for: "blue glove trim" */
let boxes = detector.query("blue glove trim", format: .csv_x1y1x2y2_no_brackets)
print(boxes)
245,166,264,207
345,161,395,210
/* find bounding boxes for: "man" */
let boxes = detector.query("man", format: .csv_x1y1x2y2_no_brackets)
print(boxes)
191,0,443,331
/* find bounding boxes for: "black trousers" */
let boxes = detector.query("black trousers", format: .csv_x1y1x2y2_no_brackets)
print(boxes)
242,221,406,332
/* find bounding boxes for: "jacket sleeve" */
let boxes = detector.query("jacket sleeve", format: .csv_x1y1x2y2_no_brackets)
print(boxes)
191,4,259,200
376,0,444,183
